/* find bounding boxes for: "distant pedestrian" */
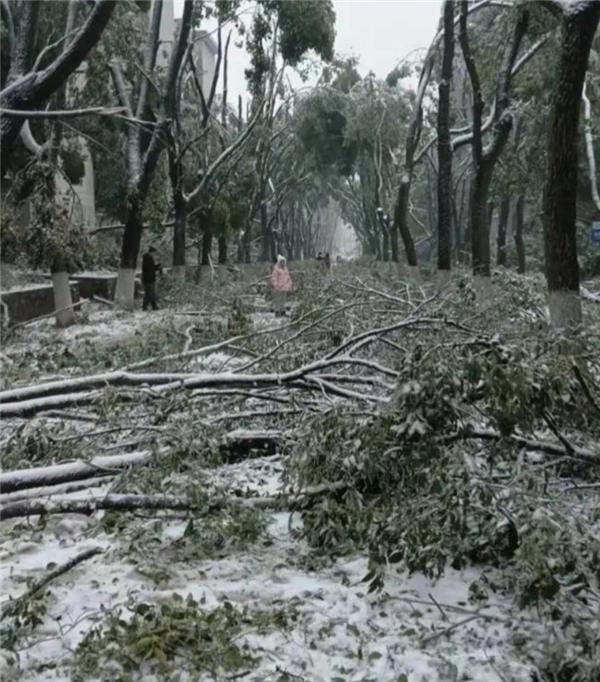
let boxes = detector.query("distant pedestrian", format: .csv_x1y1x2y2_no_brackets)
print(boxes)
324,252,331,271
271,254,292,316
142,246,162,311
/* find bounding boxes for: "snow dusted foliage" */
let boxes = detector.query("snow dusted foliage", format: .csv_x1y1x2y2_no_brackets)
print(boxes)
0,265,599,680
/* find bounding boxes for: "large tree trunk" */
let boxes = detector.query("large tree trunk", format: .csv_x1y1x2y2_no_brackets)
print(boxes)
470,170,494,277
542,2,600,332
459,2,528,279
172,191,187,280
51,266,75,328
114,198,144,310
381,228,390,262
168,143,187,280
202,226,213,266
393,181,418,266
114,1,193,309
514,194,525,274
218,235,228,264
496,196,510,267
389,221,399,262
240,222,252,263
437,0,455,273
260,202,271,262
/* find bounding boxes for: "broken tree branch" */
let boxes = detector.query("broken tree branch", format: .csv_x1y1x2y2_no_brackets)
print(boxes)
0,547,103,619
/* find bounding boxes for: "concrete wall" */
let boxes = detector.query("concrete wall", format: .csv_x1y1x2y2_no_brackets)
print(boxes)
0,283,80,325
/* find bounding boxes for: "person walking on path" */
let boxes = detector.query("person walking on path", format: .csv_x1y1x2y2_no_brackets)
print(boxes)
141,246,162,311
271,255,292,316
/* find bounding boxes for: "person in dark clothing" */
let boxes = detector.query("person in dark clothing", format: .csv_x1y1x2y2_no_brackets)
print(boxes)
324,252,331,271
142,247,162,311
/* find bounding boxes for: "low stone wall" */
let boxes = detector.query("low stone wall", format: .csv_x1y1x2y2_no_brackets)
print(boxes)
0,283,80,325
70,273,118,300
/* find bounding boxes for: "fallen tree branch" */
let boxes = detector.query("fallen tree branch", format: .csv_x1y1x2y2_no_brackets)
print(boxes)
0,482,348,522
0,476,114,505
0,493,203,522
582,286,600,303
571,363,600,417
0,106,127,119
91,295,115,307
0,547,103,619
0,429,287,493
0,450,153,494
0,355,392,417
443,428,600,465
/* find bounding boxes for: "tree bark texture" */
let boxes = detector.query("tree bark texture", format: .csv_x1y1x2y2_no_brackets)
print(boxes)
115,1,194,308
218,235,228,264
202,226,213,266
437,0,455,272
514,194,525,274
496,196,510,267
393,181,418,266
459,2,528,277
542,2,600,330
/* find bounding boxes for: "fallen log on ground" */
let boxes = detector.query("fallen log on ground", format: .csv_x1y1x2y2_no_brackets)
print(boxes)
0,493,205,521
0,430,286,493
0,476,114,505
0,547,103,619
0,370,206,404
0,357,391,417
0,450,153,494
0,483,348,522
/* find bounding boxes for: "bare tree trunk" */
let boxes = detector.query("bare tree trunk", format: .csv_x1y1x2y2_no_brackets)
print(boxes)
114,0,194,309
496,196,510,266
393,182,418,266
240,222,252,263
437,0,455,273
202,226,213,266
459,2,528,278
167,142,187,280
381,229,390,262
260,202,271,262
218,235,228,264
389,220,399,262
391,51,434,267
582,81,600,213
470,174,494,276
542,1,600,331
114,196,145,309
172,192,187,280
50,253,75,328
514,194,525,274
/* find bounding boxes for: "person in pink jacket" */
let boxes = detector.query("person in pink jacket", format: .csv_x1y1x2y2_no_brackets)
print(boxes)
271,255,292,316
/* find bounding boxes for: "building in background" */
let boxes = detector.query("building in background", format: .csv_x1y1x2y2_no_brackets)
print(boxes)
178,24,218,95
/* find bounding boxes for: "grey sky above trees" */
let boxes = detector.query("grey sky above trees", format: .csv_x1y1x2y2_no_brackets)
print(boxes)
174,0,442,102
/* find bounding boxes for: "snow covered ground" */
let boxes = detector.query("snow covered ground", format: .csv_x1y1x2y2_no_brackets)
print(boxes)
0,288,554,681
0,451,536,682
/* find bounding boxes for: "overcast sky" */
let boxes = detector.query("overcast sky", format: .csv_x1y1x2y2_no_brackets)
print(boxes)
173,1,443,103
